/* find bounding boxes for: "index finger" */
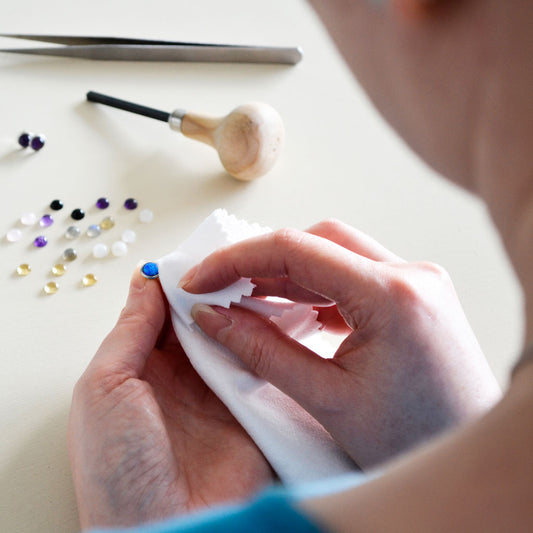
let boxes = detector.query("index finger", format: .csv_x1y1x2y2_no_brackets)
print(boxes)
180,228,377,306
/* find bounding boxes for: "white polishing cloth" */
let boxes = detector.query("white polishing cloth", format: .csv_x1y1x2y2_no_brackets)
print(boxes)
158,209,356,485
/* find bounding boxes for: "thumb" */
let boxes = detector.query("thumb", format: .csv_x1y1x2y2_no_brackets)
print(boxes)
191,303,342,415
90,265,167,379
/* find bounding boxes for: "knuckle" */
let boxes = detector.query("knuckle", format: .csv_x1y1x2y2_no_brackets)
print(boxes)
272,227,306,251
246,330,275,379
313,218,344,234
414,260,451,281
228,318,276,380
386,272,424,308
386,261,453,314
76,364,125,397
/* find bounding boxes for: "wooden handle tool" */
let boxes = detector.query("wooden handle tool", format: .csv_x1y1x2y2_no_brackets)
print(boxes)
87,91,284,180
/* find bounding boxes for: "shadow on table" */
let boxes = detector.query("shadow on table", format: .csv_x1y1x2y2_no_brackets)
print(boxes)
0,406,79,533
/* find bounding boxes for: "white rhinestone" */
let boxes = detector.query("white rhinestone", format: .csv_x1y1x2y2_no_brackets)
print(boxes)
6,228,22,242
121,229,136,243
20,212,37,226
139,209,154,223
111,241,128,257
92,243,109,259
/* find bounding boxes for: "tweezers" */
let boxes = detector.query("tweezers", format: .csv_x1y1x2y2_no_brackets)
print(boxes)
0,34,303,65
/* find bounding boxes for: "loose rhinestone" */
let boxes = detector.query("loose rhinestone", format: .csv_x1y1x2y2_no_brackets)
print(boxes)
40,214,54,227
18,132,32,148
62,248,78,262
16,263,31,276
20,212,37,226
52,263,67,276
82,273,98,287
100,216,115,230
139,209,154,223
44,281,59,294
124,198,138,210
141,262,159,279
96,197,110,209
50,199,63,211
121,229,136,243
65,225,81,240
71,208,85,221
6,228,22,242
30,135,46,151
86,224,101,238
92,243,109,258
33,235,48,248
111,241,128,257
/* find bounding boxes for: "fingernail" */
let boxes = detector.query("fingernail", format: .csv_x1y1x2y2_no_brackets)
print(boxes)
191,304,233,339
178,264,199,290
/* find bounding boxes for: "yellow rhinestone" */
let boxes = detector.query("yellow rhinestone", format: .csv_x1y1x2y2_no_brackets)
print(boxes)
100,216,115,230
16,263,31,276
44,281,59,294
82,273,98,287
52,263,67,276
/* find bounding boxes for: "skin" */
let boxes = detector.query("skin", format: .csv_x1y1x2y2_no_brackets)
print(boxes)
180,0,533,529
186,220,501,468
68,269,273,530
69,0,533,530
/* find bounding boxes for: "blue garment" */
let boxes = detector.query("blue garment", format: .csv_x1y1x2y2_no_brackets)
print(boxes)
91,472,371,533
91,489,325,533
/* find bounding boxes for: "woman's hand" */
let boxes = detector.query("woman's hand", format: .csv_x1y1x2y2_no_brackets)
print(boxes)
68,269,273,531
182,219,501,468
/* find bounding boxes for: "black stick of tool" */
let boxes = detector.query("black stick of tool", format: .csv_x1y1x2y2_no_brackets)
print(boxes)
86,91,170,122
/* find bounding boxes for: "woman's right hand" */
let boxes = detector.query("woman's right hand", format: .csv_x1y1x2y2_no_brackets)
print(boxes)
182,219,501,468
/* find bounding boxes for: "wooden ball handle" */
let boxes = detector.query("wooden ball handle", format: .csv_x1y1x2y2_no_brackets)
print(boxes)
178,102,284,181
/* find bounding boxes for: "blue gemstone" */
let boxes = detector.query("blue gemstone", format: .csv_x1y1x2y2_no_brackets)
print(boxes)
141,262,159,279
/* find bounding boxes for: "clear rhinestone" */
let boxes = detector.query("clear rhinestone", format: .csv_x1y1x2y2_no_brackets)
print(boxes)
139,209,154,223
6,228,22,242
121,229,136,243
92,243,109,259
20,212,37,226
111,241,128,257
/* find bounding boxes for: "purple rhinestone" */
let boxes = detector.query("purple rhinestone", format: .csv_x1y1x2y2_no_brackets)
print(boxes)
124,198,138,210
34,235,48,248
18,132,32,148
40,214,54,228
30,135,46,151
96,197,110,209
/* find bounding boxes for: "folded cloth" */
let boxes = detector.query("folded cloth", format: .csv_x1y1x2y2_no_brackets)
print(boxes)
157,209,356,485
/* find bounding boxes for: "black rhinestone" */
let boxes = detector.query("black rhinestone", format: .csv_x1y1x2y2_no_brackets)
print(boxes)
50,199,63,211
71,208,85,221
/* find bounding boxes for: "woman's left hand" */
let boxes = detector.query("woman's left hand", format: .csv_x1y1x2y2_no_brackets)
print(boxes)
68,269,273,531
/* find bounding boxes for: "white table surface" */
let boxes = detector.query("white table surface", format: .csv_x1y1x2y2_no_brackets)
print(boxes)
0,1,523,531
